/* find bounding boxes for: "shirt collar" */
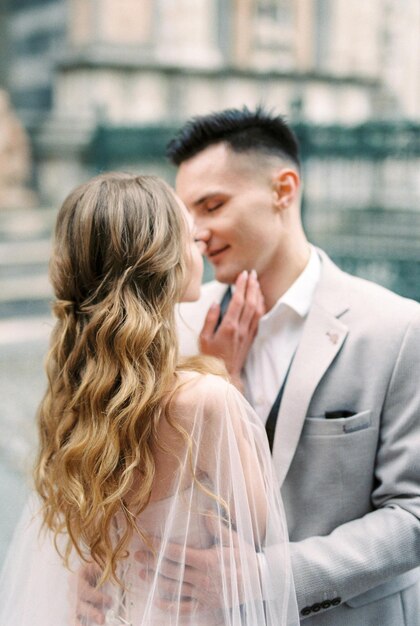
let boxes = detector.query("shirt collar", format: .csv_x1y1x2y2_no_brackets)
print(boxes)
262,245,321,322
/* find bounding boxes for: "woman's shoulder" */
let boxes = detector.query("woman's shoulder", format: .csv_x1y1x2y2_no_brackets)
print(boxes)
175,370,231,405
163,372,228,436
172,371,253,426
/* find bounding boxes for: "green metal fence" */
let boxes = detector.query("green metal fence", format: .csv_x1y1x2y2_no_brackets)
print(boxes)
293,122,420,301
88,121,420,301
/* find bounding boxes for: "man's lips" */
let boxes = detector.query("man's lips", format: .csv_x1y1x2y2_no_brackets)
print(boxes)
208,245,230,259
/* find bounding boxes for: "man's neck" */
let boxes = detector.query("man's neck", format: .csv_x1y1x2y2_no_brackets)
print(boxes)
258,244,311,312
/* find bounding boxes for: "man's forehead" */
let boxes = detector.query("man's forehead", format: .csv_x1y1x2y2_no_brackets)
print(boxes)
175,145,230,198
177,143,231,178
175,143,270,197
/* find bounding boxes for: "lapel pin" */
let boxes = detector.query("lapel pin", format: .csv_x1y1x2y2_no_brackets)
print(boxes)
326,331,340,345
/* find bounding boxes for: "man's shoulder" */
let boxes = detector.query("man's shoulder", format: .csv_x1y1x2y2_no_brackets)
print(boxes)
198,280,229,302
176,281,228,356
337,267,419,319
317,249,420,322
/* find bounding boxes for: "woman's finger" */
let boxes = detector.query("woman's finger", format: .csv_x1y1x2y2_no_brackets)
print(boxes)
200,302,221,347
238,270,259,330
220,270,248,327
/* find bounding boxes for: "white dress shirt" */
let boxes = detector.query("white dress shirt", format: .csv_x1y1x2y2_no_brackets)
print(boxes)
243,247,321,424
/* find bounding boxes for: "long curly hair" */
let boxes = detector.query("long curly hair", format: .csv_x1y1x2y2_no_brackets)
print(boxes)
34,172,200,582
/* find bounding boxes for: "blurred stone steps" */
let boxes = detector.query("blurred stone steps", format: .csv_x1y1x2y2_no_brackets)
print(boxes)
0,207,55,321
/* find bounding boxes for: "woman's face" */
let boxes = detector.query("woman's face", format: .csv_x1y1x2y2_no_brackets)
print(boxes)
178,198,204,302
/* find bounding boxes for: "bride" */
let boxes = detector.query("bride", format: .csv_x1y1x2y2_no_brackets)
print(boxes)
0,173,299,625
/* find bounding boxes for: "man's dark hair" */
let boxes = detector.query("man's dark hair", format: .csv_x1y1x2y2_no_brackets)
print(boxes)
166,106,300,168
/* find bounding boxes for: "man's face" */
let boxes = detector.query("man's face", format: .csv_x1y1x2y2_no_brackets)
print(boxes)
175,143,286,285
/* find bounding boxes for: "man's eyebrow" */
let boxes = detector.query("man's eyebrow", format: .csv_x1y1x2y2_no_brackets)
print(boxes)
192,191,226,207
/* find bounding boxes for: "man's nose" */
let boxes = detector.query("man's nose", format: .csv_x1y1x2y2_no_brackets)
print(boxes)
194,227,211,243
194,227,211,254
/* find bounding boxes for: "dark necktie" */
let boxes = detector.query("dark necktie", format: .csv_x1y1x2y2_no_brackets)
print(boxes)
216,286,294,452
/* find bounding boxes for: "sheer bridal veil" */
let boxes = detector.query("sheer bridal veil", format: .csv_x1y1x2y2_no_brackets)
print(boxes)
0,373,299,625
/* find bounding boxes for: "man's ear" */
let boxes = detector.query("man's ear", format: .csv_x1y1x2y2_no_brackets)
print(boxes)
272,168,300,210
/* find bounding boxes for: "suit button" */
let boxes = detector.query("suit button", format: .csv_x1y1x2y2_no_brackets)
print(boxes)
321,600,332,609
311,603,322,612
331,597,341,606
301,606,312,616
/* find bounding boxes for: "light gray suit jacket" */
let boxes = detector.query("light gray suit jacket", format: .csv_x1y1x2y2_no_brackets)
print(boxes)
177,250,420,625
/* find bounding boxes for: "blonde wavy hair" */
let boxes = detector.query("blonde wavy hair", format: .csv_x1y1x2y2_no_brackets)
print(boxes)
34,172,222,583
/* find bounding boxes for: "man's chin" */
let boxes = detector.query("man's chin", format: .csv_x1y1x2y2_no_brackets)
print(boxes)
213,267,239,285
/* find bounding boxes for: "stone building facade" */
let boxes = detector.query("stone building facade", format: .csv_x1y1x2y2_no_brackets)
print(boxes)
0,0,418,203
0,1,419,309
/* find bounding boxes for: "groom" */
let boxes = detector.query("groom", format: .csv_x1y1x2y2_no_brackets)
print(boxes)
162,107,420,624
76,108,420,624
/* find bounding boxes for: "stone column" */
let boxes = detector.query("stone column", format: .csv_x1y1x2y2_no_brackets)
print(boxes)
232,0,254,67
0,90,36,210
0,0,9,88
155,0,222,66
68,0,154,47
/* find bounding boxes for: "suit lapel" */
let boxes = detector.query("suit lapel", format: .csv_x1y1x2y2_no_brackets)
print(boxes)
272,251,350,485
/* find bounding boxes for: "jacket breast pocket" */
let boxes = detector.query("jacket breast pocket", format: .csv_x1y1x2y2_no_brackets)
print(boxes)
302,409,372,437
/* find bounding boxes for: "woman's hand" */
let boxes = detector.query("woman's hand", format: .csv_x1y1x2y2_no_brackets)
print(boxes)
199,270,265,390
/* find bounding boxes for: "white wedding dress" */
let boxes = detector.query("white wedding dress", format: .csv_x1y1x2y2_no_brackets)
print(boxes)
0,373,299,625
114,485,230,625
